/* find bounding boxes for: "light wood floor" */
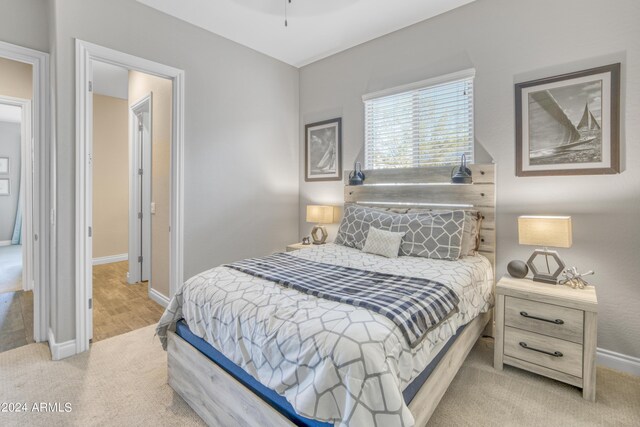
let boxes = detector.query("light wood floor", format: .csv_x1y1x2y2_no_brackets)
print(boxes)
0,244,33,353
92,261,165,343
0,290,34,353
0,260,165,353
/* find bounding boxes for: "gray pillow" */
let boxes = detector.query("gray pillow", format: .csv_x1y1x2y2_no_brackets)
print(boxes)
406,209,480,257
362,227,406,258
335,204,396,250
391,210,466,260
375,207,480,257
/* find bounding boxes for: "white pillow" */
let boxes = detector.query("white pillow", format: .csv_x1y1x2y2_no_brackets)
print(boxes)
362,227,406,258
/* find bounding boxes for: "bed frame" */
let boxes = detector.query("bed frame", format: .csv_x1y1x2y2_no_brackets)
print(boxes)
167,163,496,426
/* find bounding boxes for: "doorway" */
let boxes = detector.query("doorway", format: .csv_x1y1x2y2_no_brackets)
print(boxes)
75,40,184,353
0,41,49,353
0,96,32,352
89,60,174,343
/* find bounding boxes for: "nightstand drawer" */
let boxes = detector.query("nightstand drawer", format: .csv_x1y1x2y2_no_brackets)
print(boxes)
504,326,583,378
505,296,584,344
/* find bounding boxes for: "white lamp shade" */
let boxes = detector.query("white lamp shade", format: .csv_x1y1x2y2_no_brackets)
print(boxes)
306,205,336,224
518,216,572,248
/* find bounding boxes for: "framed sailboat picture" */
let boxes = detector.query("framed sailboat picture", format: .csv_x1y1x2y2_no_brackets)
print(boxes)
516,63,620,176
305,118,342,182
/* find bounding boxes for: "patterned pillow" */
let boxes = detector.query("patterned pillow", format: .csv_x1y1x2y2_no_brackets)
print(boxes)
391,210,466,260
399,208,481,257
362,227,406,258
335,204,396,250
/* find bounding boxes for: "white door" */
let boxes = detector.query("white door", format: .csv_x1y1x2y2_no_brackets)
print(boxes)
128,95,152,284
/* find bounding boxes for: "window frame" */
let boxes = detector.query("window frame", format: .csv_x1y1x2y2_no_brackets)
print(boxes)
362,68,476,170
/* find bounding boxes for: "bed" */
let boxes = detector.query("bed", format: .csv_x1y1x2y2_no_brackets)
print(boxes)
157,163,496,426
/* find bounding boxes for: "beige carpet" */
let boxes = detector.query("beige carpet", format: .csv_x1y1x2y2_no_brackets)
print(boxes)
0,325,204,427
0,326,638,427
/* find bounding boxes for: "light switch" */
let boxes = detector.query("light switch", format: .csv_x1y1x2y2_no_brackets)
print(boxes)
151,202,156,214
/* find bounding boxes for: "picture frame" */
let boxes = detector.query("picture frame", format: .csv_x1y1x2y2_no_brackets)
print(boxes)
305,118,342,182
0,157,8,174
0,178,10,196
515,63,620,176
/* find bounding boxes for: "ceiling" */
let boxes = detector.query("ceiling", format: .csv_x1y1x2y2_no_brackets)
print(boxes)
137,0,475,67
0,104,21,123
92,60,129,99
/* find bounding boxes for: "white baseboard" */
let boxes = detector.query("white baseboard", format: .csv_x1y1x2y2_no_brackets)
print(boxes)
0,240,11,247
597,348,640,377
48,328,76,361
149,287,169,308
92,253,128,266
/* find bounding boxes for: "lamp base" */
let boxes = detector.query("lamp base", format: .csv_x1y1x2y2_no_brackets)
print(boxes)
311,225,328,245
531,275,560,285
527,248,565,285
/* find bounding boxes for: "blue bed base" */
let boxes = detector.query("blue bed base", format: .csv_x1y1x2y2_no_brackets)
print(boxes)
175,320,466,426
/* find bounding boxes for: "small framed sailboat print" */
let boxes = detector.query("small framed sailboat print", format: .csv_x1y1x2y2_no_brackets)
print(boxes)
516,63,620,176
305,118,342,182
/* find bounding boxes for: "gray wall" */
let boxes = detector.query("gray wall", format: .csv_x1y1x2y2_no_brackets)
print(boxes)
299,0,640,358
0,0,49,53
49,0,299,342
0,121,20,241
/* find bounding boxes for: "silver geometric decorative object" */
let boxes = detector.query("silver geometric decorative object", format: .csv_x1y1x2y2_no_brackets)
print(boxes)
311,225,328,245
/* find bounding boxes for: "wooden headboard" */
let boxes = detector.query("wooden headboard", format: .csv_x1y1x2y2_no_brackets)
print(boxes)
344,163,496,269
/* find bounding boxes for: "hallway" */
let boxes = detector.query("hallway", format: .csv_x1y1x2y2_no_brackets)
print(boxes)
0,290,33,352
0,244,22,293
92,261,165,343
1,258,166,353
0,244,31,353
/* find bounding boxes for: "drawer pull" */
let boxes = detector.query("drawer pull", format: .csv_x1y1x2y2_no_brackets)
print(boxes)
519,341,563,358
520,311,564,325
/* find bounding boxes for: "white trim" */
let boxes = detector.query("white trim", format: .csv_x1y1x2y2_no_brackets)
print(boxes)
0,41,50,344
48,328,76,361
92,253,128,266
75,39,185,354
172,70,185,299
362,68,476,101
0,240,11,247
148,287,170,308
597,347,640,377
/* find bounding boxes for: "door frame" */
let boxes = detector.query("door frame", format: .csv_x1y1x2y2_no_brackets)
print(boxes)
128,93,152,285
0,41,50,343
75,40,185,353
0,96,32,292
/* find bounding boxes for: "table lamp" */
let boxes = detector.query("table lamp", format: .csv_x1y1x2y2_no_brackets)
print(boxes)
306,205,336,245
518,216,572,284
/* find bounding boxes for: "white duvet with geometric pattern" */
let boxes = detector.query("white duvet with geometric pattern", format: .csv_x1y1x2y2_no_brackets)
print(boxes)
156,244,493,427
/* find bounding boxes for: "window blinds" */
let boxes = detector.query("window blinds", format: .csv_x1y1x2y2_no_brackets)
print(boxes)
364,69,475,170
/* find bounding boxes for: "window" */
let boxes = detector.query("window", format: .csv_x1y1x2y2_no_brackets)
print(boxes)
363,69,475,170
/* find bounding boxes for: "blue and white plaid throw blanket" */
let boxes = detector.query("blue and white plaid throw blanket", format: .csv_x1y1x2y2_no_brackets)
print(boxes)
226,252,460,348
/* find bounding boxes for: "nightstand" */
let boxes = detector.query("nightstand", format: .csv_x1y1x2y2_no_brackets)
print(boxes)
494,276,598,401
286,242,315,252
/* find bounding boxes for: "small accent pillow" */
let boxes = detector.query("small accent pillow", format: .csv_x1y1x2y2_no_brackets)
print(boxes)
335,204,396,250
391,210,466,260
362,227,406,258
